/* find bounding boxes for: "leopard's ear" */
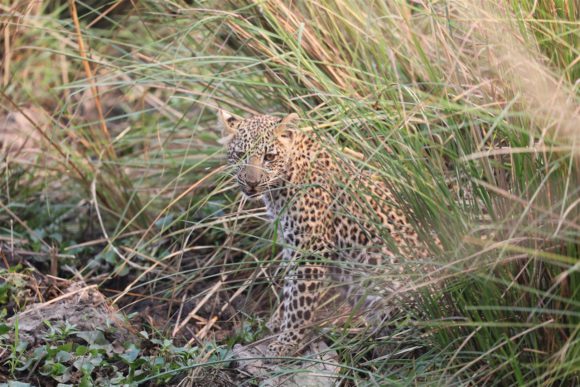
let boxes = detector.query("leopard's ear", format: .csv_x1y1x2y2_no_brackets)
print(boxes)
217,109,238,145
274,113,299,143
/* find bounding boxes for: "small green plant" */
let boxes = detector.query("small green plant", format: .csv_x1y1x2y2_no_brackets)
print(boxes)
0,266,33,316
227,316,269,347
1,320,209,385
44,322,79,342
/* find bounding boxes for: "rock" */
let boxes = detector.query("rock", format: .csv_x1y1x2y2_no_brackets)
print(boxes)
5,281,134,347
231,340,340,387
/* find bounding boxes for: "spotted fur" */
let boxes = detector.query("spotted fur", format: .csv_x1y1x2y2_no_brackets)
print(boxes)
219,110,437,357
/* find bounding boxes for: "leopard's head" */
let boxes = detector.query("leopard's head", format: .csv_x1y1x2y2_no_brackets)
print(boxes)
218,110,298,199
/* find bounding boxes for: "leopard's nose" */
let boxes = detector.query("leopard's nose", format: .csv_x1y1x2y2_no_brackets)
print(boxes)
246,179,258,189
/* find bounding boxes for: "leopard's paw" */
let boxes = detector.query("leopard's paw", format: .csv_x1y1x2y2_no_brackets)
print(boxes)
266,315,281,333
265,340,294,362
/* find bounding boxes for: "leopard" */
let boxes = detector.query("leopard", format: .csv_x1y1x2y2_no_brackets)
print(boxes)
218,109,438,357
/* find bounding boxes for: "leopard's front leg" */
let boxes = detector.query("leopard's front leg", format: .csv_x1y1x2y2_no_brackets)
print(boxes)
266,187,334,357
266,247,294,333
267,259,327,357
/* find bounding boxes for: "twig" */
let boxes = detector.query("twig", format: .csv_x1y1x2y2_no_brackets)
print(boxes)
173,293,187,335
195,316,218,341
87,0,126,29
50,245,58,277
172,279,225,337
3,22,9,87
68,0,114,159
18,285,99,315
0,245,10,269
0,199,50,249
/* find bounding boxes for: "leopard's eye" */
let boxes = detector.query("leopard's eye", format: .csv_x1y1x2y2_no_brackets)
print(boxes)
234,151,245,159
264,153,276,162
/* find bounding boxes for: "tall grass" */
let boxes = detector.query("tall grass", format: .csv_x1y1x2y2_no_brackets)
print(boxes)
1,0,578,384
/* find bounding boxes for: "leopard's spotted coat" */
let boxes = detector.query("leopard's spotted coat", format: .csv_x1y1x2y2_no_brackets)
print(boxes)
219,110,437,357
